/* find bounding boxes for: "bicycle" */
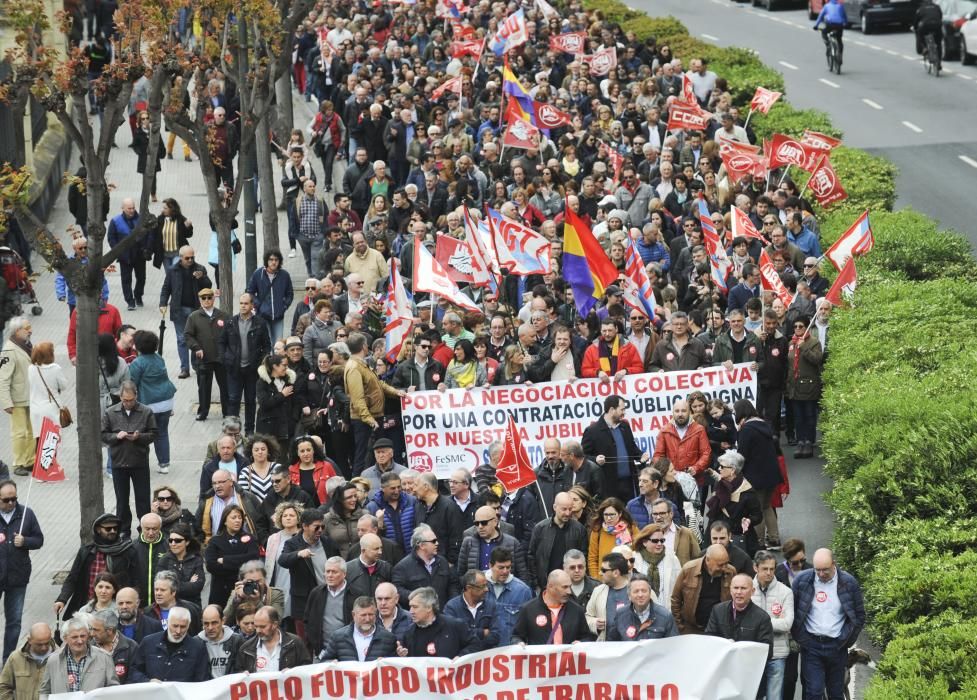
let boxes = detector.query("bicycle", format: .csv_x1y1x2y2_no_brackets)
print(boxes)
922,32,941,76
815,26,843,75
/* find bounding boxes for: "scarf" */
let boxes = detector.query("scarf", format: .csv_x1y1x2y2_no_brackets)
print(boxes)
94,533,133,557
605,520,633,546
157,504,183,526
448,360,477,388
640,548,666,594
706,475,744,520
598,336,620,375
790,332,808,381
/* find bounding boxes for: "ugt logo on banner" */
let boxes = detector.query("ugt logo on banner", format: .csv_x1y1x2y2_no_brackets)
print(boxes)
32,416,66,482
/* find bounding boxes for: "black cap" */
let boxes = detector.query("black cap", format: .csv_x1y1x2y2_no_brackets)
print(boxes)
605,285,623,297
373,438,395,450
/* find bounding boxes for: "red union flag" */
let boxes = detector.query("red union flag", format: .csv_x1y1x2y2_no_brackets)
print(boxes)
449,39,483,59
731,205,769,244
32,417,66,482
750,86,782,114
495,414,538,493
667,102,709,132
532,101,572,129
807,155,848,207
767,133,822,172
583,46,617,76
759,250,795,307
722,150,765,183
502,118,540,150
802,129,842,151
678,73,698,108
825,257,858,307
550,32,587,55
432,75,463,101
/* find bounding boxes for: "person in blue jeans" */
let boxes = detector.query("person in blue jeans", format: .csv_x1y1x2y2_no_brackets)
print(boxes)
159,246,212,377
0,480,45,664
246,249,293,347
128,330,177,474
791,548,865,700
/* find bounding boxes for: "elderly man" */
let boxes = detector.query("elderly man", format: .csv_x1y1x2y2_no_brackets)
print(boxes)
320,596,398,662
414,472,465,565
101,381,157,537
392,525,460,606
512,570,594,645
607,574,679,641
344,231,388,294
133,513,168,605
360,438,406,495
106,197,145,310
90,609,137,684
0,318,34,476
199,435,250,505
0,479,44,663
447,468,477,528
345,533,393,601
457,505,530,585
347,514,405,564
671,545,736,635
208,106,239,188
184,286,231,421
0,622,56,698
564,549,600,608
444,570,500,651
146,570,202,634
159,246,211,377
198,604,242,678
197,469,267,546
236,606,310,673
115,587,162,642
396,587,478,658
375,581,412,640
561,440,604,501
304,556,354,657
40,615,118,693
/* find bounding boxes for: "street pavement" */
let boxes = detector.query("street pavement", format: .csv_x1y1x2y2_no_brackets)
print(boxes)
641,0,977,246
0,92,325,631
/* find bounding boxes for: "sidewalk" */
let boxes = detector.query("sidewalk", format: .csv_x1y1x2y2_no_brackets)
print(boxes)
0,93,325,628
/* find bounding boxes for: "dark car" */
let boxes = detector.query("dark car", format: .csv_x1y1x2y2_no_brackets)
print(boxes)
809,0,921,33
937,0,977,59
753,0,806,10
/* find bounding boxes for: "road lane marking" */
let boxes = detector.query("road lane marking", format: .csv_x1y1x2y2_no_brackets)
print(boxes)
779,61,799,70
819,78,840,88
956,73,973,81
902,54,916,61
862,99,883,110
886,49,899,56
960,155,977,169
871,45,883,50
702,33,719,41
902,121,923,133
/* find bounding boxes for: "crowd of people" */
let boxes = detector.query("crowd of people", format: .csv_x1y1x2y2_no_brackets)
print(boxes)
0,0,866,698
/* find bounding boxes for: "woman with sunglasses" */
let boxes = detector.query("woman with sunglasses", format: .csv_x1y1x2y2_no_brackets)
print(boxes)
150,485,199,542
157,522,205,609
205,505,260,606
632,524,681,603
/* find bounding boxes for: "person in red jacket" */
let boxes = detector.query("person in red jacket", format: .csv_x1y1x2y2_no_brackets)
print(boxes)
653,399,712,488
581,318,645,381
67,293,123,365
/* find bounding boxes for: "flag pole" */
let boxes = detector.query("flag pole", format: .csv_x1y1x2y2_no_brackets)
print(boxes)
743,107,755,130
777,165,791,187
534,481,550,519
18,472,36,536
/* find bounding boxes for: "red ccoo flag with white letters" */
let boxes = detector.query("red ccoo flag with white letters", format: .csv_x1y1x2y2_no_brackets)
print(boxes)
806,154,848,208
825,257,858,307
750,86,782,114
667,102,709,132
495,414,538,492
802,129,842,151
32,417,65,482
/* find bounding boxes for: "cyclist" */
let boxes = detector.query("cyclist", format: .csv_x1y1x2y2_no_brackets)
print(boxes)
914,0,943,61
813,0,848,60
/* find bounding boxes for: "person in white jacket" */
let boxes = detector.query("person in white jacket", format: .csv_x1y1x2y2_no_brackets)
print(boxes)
631,524,681,604
27,341,68,433
752,550,795,700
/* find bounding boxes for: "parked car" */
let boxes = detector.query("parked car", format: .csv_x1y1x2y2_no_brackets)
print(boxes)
936,0,977,60
961,6,977,63
810,0,920,33
753,0,806,11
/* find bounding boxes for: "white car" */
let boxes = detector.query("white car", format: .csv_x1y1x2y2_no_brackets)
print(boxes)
961,7,977,63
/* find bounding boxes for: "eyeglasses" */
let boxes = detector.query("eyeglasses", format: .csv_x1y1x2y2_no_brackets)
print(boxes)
212,479,231,485
199,295,214,300
790,557,807,567
100,525,119,532
305,286,317,291
649,538,666,544
181,256,195,260
474,519,496,527
336,333,347,338
156,495,174,502
0,497,17,504
309,525,323,531
763,220,777,225
602,512,619,519
803,263,816,268
418,344,431,349
651,511,670,517
168,537,186,544
423,538,439,544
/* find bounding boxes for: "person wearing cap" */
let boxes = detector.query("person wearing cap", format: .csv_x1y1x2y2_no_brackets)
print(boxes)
595,285,625,324
443,118,473,154
159,246,212,378
360,439,407,495
184,288,231,421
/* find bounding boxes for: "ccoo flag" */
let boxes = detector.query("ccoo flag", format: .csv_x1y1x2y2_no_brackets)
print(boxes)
383,258,414,362
495,414,538,493
562,202,619,317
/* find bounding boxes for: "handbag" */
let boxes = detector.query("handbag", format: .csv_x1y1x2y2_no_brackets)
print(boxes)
99,364,121,405
37,367,72,428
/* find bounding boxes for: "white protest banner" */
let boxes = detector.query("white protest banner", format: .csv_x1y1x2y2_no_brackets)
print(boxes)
54,638,767,700
402,365,757,477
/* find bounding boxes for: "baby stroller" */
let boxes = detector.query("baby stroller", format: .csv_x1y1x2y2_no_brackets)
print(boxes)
0,245,42,335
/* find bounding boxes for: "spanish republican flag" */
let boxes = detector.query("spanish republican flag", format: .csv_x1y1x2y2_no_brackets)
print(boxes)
562,203,618,317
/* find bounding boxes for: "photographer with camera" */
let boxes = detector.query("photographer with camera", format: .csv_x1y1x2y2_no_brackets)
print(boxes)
221,561,286,627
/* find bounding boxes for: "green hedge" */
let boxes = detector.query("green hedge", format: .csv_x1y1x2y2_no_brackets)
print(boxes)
585,0,977,693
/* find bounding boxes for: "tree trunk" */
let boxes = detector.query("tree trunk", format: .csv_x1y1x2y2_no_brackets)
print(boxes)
216,213,236,314
256,112,279,252
74,289,106,539
274,72,293,142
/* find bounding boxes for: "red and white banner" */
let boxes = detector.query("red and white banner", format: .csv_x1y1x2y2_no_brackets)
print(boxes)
749,86,782,114
758,250,795,308
550,32,587,55
678,73,698,108
53,639,767,700
532,101,572,129
731,206,768,244
403,365,757,476
502,118,541,150
806,155,848,208
824,210,873,271
766,134,822,172
383,259,414,363
535,0,560,20
666,102,709,132
583,46,617,76
449,40,484,59
801,129,842,151
432,75,463,101
412,237,481,313
32,417,65,482
825,257,858,307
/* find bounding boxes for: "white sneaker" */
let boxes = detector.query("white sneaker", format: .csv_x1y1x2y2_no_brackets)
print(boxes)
288,249,296,258
158,464,170,474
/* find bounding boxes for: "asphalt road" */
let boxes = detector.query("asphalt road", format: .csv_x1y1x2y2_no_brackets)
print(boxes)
637,0,977,245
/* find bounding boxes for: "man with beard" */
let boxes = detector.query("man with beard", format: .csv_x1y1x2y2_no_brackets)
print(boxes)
581,395,650,502
129,607,210,682
54,514,142,619
319,596,398,662
236,606,310,672
652,399,711,490
115,588,162,643
581,319,644,381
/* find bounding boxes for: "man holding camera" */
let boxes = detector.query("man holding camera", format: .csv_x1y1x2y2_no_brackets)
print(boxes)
221,561,285,626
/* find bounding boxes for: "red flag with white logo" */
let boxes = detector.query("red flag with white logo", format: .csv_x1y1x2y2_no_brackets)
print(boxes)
583,46,617,76
550,32,587,55
678,73,698,108
759,250,795,307
730,206,769,244
767,133,823,172
449,39,484,59
32,417,65,482
532,100,572,129
495,414,538,492
502,118,541,150
801,129,842,151
806,154,848,208
432,75,463,101
413,236,481,313
750,86,782,114
666,102,709,132
825,257,858,307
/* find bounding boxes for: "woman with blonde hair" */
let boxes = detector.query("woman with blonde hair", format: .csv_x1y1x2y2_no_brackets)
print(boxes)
632,523,681,602
264,500,303,620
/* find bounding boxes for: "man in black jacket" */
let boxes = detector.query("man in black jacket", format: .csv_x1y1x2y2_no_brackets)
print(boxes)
219,293,271,436
54,514,142,619
528,493,589,593
757,310,789,436
277,511,338,638
414,473,464,565
159,245,211,377
705,574,773,658
319,596,398,662
391,525,460,606
91,609,138,684
512,570,594,645
261,466,315,527
116,587,163,643
345,533,393,601
0,479,43,663
396,587,479,658
564,550,600,608
561,441,605,501
533,440,573,518
303,556,355,657
581,395,650,503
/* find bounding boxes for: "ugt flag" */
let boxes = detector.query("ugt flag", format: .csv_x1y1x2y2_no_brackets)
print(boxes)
32,417,66,482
